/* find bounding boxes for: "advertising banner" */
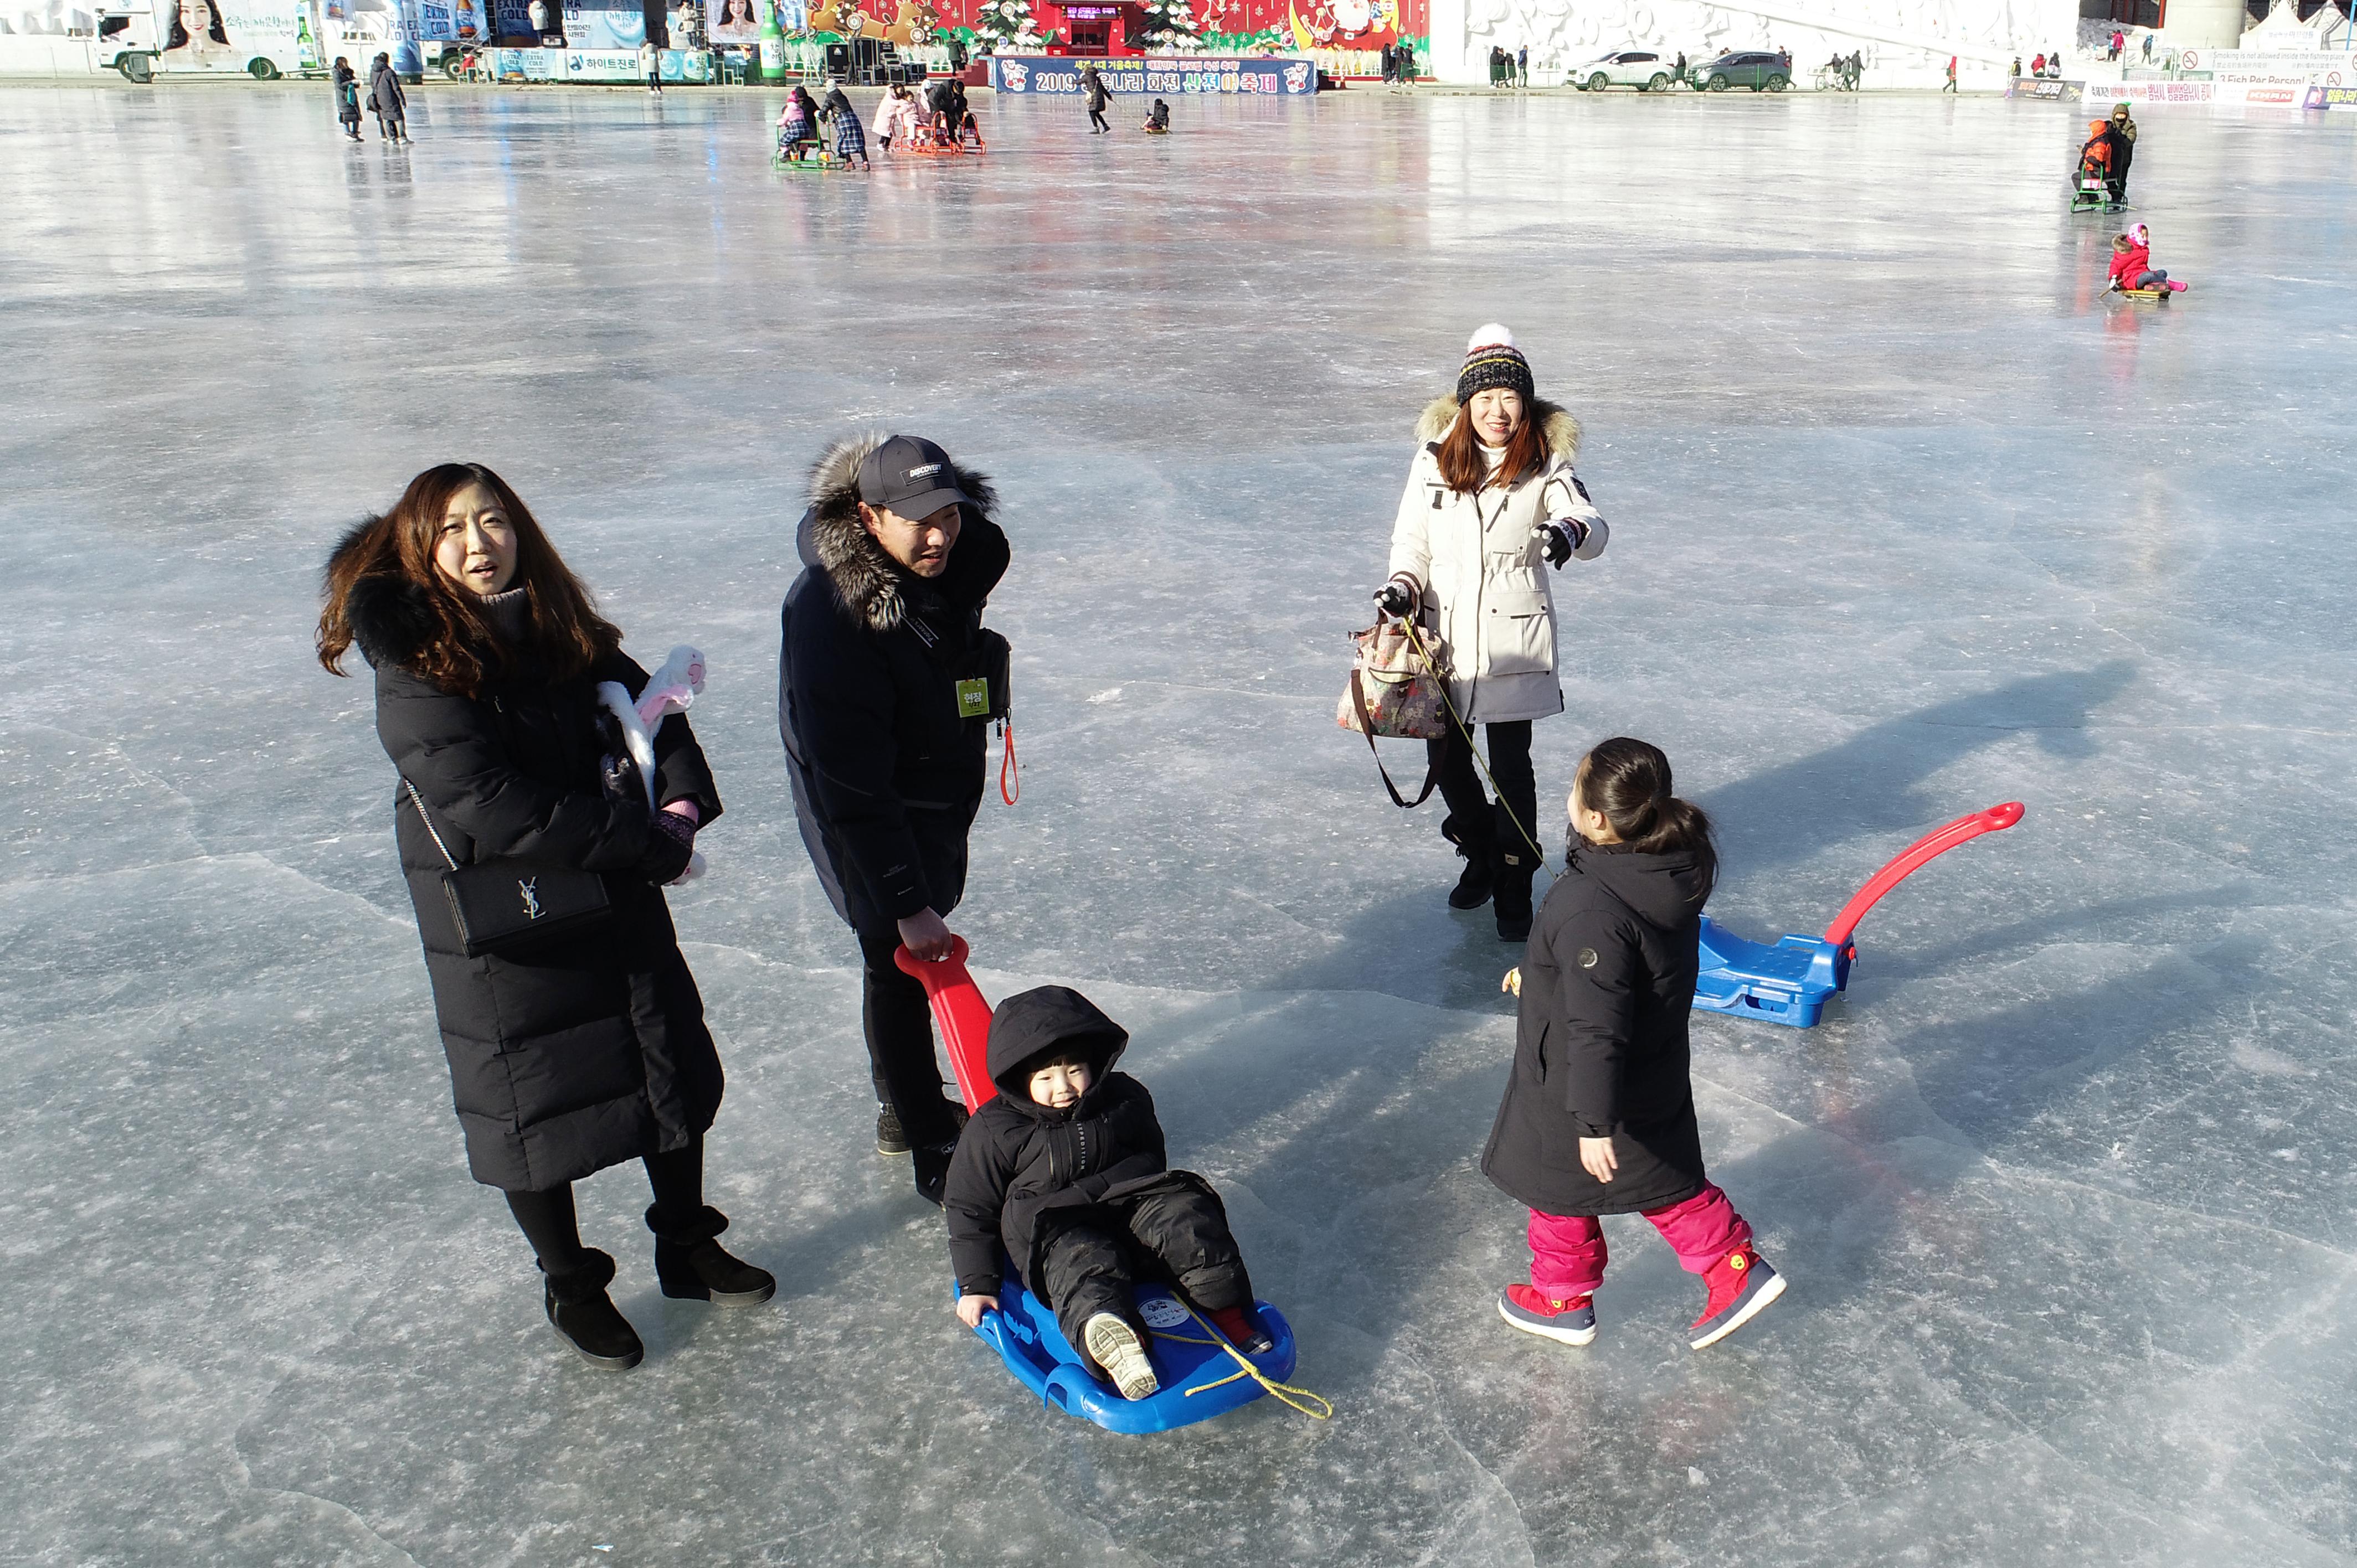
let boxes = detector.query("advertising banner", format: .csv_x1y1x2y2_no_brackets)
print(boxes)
490,42,560,72
2178,48,2357,86
561,0,642,50
562,44,639,73
151,0,301,71
2314,84,2357,110
990,53,1315,93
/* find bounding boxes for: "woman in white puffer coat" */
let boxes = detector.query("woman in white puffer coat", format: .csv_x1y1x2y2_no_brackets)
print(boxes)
1376,325,1608,941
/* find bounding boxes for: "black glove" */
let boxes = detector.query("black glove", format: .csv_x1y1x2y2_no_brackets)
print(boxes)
599,750,646,807
1534,520,1586,568
1373,582,1413,617
644,808,697,884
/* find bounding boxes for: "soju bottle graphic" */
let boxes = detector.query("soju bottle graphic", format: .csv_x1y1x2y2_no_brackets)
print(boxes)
756,0,783,79
297,6,322,68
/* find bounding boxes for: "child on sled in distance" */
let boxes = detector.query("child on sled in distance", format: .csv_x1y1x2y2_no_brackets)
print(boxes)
2108,223,2187,295
1483,737,1786,1352
945,986,1268,1401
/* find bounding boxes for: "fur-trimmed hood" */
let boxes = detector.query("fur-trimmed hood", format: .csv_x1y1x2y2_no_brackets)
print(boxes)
1416,396,1581,462
797,432,1007,634
327,519,438,671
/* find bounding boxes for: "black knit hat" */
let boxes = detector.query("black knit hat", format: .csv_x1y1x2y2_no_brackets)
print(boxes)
1457,323,1535,404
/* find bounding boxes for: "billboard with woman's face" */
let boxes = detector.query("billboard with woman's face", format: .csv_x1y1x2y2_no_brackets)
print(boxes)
156,0,303,69
707,0,760,40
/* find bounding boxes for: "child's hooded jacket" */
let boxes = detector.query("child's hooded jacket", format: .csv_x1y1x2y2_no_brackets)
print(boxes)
944,987,1170,1299
2108,238,2151,287
1481,840,1716,1216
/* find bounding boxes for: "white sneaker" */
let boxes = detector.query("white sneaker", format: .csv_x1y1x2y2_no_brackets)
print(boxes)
1082,1313,1160,1400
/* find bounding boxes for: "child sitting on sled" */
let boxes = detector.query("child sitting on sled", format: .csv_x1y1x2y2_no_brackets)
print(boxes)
776,86,821,162
1143,97,1170,133
2108,223,2187,296
945,986,1269,1401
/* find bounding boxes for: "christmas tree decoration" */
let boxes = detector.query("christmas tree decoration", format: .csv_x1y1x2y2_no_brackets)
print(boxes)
1137,0,1201,50
973,0,1041,47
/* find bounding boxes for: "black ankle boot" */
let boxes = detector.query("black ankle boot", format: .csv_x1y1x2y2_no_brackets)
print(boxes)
649,1205,776,1305
1493,805,1541,941
542,1249,643,1369
1443,813,1496,910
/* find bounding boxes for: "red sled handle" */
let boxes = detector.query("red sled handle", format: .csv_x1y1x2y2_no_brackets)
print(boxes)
1822,802,2026,948
894,935,999,1113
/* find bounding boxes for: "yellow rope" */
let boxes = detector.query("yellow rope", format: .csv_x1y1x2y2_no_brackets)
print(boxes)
1399,619,1546,865
1157,1307,1335,1421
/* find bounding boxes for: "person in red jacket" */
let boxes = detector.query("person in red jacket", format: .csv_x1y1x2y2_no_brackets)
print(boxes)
2108,223,2188,295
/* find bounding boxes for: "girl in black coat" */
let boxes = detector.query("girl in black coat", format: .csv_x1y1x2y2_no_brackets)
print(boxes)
319,462,772,1371
1481,737,1785,1352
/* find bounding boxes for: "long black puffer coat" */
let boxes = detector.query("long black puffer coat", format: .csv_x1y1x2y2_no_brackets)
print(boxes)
943,987,1188,1301
777,433,1010,934
341,546,725,1195
1480,840,1716,1216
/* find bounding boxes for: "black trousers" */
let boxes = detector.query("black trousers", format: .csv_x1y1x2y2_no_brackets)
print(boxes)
855,924,962,1148
1036,1180,1252,1360
506,1134,704,1276
1427,719,1538,864
1088,107,1110,132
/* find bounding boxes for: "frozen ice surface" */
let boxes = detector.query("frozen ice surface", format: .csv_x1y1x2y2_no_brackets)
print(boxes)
3,81,2355,1566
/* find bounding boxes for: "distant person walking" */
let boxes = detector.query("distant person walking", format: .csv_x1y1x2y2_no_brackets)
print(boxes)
2107,101,2138,203
368,51,408,142
1516,44,1527,86
1083,63,1111,132
640,38,660,93
1943,55,1957,92
332,56,362,141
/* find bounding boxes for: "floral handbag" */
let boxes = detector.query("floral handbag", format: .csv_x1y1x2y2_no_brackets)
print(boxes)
1336,619,1453,807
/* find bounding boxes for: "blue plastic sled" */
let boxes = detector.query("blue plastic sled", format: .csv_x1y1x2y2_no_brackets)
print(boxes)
897,938,1319,1435
1694,802,2025,1029
956,1270,1300,1435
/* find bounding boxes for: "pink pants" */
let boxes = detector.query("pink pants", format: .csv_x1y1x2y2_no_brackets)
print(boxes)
1526,1184,1751,1302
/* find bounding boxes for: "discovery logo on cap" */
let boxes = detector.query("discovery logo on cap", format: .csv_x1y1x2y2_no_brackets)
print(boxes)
857,435,976,520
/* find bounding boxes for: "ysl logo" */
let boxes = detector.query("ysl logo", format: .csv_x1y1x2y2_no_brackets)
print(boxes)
518,878,544,920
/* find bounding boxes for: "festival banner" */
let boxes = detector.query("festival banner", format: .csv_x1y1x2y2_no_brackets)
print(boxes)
990,53,1315,92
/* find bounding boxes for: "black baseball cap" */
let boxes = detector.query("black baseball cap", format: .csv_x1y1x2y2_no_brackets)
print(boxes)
856,435,975,520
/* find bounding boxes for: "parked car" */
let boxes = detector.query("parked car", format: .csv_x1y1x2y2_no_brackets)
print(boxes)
1572,49,1680,92
1691,50,1791,92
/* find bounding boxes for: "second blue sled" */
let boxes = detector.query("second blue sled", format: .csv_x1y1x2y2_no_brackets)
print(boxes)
1694,801,2025,1028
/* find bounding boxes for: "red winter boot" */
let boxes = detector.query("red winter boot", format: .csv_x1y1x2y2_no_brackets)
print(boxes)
1208,1304,1274,1354
1688,1245,1785,1350
1497,1283,1597,1347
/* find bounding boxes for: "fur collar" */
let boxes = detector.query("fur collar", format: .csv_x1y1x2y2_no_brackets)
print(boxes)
805,432,1000,634
327,518,438,670
1416,396,1581,461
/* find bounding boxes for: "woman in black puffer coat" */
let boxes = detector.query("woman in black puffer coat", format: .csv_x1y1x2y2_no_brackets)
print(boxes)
1481,737,1787,1354
318,461,771,1371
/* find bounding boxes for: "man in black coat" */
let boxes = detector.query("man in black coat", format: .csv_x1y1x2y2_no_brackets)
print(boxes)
943,986,1265,1394
779,433,1010,1201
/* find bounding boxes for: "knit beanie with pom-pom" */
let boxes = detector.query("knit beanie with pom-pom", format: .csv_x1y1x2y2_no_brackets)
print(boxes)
1456,324,1535,404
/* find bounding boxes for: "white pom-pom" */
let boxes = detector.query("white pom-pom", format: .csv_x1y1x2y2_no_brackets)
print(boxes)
1465,322,1516,354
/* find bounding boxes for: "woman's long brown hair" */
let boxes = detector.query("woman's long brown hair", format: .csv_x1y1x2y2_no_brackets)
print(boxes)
1433,396,1545,495
316,462,619,696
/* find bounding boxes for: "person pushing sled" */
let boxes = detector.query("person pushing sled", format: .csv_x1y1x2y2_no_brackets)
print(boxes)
944,986,1269,1401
